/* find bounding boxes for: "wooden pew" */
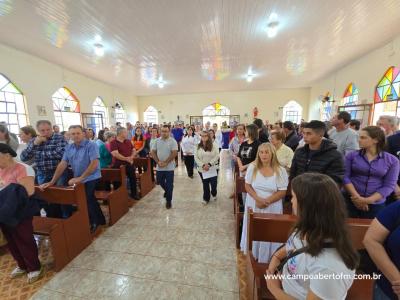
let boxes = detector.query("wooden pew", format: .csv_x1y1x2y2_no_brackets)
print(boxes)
33,184,91,271
234,176,246,248
95,165,129,226
245,209,373,300
134,157,154,198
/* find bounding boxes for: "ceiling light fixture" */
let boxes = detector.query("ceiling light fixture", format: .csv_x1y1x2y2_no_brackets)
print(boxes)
157,75,165,88
266,13,279,38
266,21,279,38
94,43,104,57
246,68,255,82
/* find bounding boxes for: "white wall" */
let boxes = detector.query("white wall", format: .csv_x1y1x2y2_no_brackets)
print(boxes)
309,35,400,120
0,43,138,127
138,88,310,124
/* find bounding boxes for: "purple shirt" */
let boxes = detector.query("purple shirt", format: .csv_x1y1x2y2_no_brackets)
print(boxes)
343,150,399,204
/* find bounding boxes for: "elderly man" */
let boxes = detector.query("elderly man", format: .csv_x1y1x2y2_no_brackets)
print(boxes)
39,125,105,233
109,127,139,199
377,115,399,137
21,120,67,186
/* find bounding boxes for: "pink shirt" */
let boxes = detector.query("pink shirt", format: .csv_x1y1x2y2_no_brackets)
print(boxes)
0,161,35,191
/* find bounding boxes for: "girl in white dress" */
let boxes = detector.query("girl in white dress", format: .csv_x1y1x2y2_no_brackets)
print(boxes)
240,142,288,263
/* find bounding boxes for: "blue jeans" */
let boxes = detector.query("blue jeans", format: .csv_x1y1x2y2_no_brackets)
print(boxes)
156,171,174,203
84,179,106,226
373,282,392,300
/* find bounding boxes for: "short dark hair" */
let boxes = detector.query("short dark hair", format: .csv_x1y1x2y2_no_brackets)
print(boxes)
161,125,170,131
337,111,351,124
283,121,294,130
253,118,263,129
349,119,361,130
36,120,52,128
68,125,83,131
304,120,326,135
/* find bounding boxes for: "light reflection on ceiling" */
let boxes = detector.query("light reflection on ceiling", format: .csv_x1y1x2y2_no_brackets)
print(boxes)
0,0,399,95
140,58,158,86
36,0,69,48
0,0,13,16
286,39,308,76
200,16,230,81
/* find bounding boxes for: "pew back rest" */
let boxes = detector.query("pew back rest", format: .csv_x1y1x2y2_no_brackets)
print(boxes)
99,165,126,184
133,157,150,169
248,209,371,251
235,177,246,194
34,183,86,207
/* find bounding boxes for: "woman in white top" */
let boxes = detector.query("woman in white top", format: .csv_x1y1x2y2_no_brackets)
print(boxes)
181,126,197,178
240,143,288,262
266,173,358,300
270,130,294,172
212,123,223,152
195,130,220,205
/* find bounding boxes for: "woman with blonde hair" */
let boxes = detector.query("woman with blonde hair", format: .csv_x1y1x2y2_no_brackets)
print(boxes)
270,130,294,171
240,143,288,262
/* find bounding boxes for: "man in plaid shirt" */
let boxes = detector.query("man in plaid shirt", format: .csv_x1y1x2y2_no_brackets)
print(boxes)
20,120,67,185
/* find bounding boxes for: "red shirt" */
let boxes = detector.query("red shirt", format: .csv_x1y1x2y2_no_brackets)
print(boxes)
109,139,133,167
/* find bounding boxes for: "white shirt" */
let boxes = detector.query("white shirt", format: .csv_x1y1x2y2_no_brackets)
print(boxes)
181,136,197,155
282,233,355,300
275,144,294,169
194,144,220,172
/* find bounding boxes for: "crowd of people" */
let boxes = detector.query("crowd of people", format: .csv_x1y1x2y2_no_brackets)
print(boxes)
0,112,399,299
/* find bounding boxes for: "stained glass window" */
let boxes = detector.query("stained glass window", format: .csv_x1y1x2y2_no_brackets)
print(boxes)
52,87,81,131
283,101,302,124
92,97,108,127
343,83,359,106
115,102,126,125
0,74,28,134
144,106,158,125
374,66,400,103
373,67,400,124
321,101,333,122
202,103,230,116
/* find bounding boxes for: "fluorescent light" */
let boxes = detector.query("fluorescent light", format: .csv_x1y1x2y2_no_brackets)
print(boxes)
94,34,102,42
246,67,255,82
94,43,104,56
157,75,165,88
266,21,279,38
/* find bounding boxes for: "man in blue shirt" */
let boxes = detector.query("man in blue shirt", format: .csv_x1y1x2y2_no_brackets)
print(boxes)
39,125,105,233
171,123,184,165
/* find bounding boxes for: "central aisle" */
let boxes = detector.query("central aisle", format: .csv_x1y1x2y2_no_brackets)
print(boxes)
32,151,239,299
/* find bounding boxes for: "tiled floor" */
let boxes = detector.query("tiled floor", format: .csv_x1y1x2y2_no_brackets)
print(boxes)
31,151,240,299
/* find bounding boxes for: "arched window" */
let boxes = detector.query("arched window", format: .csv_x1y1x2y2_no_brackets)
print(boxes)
92,96,108,127
338,83,371,127
373,66,400,125
0,74,28,134
114,102,126,125
202,102,231,127
282,100,302,124
52,87,81,131
143,106,158,124
202,103,230,116
342,83,359,106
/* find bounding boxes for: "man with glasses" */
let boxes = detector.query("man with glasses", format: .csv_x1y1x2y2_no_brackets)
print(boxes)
151,125,178,209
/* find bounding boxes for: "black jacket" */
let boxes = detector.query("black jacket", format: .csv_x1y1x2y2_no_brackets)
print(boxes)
0,183,39,227
290,139,345,184
285,131,300,152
